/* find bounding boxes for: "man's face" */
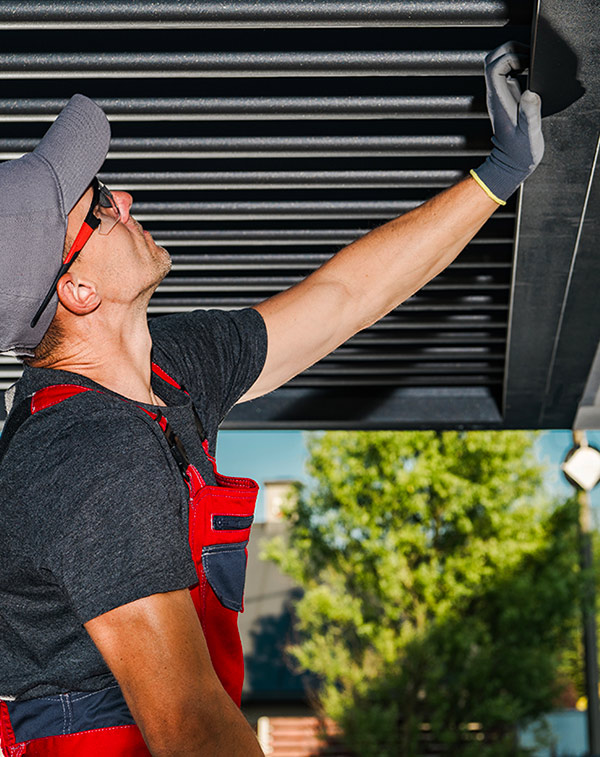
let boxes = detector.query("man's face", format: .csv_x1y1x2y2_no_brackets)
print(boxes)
65,183,171,307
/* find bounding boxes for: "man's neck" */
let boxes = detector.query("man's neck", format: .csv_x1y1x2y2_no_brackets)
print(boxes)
40,311,166,406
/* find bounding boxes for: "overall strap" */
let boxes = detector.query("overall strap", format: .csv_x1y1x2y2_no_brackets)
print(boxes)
151,362,206,442
142,407,191,482
0,398,32,465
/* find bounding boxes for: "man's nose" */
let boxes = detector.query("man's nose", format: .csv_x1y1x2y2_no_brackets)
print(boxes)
113,191,133,224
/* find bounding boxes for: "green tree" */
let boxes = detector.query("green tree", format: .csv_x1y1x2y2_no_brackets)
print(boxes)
264,431,582,756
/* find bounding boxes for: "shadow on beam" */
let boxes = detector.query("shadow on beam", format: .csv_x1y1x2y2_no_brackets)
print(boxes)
224,386,503,430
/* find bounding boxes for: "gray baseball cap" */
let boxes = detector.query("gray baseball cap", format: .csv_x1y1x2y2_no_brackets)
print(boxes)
0,94,111,357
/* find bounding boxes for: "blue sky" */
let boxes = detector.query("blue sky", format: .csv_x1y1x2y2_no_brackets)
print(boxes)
217,430,309,521
217,430,600,523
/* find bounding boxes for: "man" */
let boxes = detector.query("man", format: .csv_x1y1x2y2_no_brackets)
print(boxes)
0,43,543,756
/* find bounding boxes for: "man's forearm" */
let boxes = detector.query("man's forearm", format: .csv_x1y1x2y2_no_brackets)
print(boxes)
316,175,499,335
139,687,265,757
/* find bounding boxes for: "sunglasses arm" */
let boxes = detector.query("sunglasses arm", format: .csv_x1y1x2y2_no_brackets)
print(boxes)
30,221,97,329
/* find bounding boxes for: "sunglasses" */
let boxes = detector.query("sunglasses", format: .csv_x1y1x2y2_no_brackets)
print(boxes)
31,177,121,329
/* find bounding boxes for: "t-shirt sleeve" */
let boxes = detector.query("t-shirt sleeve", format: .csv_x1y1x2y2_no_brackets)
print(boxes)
149,308,267,425
43,408,197,624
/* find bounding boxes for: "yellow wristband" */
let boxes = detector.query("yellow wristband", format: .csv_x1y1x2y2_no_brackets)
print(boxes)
469,169,507,206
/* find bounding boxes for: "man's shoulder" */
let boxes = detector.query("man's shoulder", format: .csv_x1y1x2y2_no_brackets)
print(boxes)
149,308,267,419
149,307,264,353
1,386,171,487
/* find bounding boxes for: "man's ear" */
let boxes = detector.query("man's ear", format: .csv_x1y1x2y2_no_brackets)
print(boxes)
56,272,101,316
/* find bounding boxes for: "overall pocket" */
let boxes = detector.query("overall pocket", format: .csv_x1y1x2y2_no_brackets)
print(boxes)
201,540,249,612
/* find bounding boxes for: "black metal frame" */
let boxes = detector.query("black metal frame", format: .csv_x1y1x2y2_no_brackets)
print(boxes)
502,0,600,429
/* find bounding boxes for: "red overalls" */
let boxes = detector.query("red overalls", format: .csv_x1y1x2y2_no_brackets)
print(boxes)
0,364,258,755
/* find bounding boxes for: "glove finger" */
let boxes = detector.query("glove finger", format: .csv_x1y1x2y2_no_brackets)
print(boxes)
518,90,542,128
485,52,527,127
505,75,523,109
484,40,530,68
486,51,529,79
517,90,544,163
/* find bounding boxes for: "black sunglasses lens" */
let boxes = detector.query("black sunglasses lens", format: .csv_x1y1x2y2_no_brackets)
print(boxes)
98,186,115,209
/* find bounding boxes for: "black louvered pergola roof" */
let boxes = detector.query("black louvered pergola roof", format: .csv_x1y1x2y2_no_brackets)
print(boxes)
0,0,598,430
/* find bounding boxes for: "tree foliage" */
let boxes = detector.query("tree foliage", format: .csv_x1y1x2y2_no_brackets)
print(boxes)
263,431,582,756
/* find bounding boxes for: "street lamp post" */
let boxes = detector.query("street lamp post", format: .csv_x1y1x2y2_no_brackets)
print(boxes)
562,430,600,757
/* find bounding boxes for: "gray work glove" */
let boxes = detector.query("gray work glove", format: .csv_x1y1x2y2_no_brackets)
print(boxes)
471,42,544,205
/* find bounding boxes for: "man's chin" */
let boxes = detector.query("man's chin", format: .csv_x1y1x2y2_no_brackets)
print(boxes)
155,243,172,279
138,244,173,302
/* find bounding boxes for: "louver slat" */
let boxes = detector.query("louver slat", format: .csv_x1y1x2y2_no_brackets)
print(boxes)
0,136,490,160
0,97,488,122
0,2,530,29
0,51,488,78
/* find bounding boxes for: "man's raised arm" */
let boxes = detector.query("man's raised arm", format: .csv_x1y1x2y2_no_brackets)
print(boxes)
240,43,543,402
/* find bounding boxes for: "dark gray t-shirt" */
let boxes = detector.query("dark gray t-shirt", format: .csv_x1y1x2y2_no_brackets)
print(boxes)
0,308,267,701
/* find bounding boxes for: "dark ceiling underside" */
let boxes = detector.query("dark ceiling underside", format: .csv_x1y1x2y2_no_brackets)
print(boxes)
0,0,597,430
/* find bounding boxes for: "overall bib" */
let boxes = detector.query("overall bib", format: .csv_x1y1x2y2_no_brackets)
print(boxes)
0,364,258,756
